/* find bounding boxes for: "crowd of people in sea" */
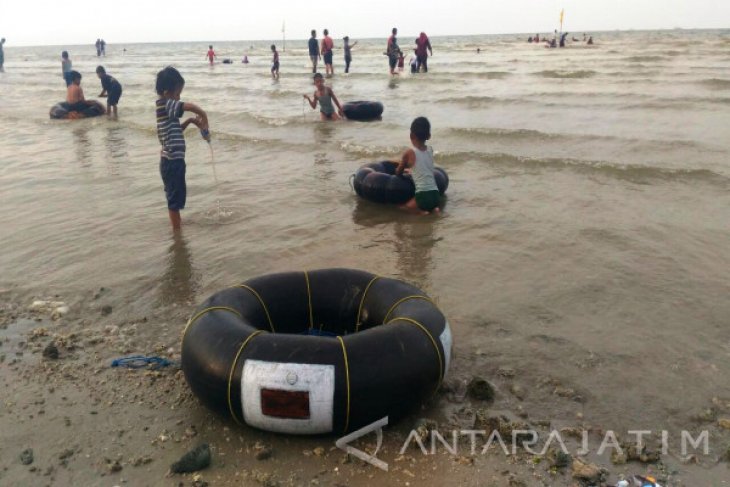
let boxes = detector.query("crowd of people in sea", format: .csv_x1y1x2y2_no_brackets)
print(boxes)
528,30,594,47
34,27,445,228
0,26,595,229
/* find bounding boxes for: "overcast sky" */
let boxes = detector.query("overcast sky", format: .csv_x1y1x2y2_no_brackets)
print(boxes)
1,0,728,46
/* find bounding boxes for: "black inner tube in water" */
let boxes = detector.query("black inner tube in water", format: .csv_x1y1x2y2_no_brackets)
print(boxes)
353,161,449,204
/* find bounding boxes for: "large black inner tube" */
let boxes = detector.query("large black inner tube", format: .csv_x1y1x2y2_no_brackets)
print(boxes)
182,268,452,435
49,101,105,120
352,161,449,204
343,101,384,121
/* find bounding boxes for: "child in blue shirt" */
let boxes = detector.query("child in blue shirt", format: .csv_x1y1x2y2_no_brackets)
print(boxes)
155,66,209,230
96,66,123,117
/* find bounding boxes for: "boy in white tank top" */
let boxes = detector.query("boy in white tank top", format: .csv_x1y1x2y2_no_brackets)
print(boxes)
395,117,441,214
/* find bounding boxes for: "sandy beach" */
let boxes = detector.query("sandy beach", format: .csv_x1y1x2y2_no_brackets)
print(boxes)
1,29,730,486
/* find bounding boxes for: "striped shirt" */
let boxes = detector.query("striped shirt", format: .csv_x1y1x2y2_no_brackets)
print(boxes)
156,98,186,160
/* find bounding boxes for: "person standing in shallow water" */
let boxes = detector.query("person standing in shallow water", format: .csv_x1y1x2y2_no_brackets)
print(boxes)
415,32,432,72
321,29,334,76
343,36,357,73
308,30,320,73
386,28,400,76
0,38,5,72
155,67,209,231
61,51,73,86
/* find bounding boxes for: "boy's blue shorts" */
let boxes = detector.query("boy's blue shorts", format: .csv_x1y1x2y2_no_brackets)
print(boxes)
63,72,73,86
160,158,186,211
107,84,122,105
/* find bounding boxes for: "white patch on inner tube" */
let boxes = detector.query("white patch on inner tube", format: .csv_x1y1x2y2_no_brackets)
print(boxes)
241,360,335,434
439,322,453,375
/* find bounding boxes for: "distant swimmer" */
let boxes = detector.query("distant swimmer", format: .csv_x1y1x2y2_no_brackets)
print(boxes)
534,34,540,42
477,47,481,53
303,72,344,121
206,45,216,65
242,55,249,64
528,36,533,43
560,32,568,47
572,36,579,42
587,36,594,45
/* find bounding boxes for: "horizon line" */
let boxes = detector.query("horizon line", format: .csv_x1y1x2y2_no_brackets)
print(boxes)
4,26,728,49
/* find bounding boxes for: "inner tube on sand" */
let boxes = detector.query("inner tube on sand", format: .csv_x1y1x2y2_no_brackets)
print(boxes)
352,161,449,204
182,268,452,435
343,101,384,121
49,101,106,120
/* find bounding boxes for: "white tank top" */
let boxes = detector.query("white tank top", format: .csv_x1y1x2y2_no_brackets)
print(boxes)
411,146,438,193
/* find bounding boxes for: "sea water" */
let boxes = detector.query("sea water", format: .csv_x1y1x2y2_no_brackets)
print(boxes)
0,31,729,472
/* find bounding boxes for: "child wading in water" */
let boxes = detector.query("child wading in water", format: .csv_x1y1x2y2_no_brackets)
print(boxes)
395,117,441,214
96,66,123,116
270,44,279,80
155,66,209,230
206,45,216,65
303,72,344,121
61,51,73,86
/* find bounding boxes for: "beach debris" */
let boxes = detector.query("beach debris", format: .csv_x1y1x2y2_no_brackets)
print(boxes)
20,448,34,465
254,443,273,461
413,418,438,444
449,406,477,429
718,418,730,430
110,355,179,370
101,305,113,316
29,300,68,320
169,443,211,474
467,376,495,401
42,342,59,359
546,449,571,469
509,384,526,400
623,442,661,464
692,407,717,423
497,366,516,378
617,475,663,487
571,458,605,483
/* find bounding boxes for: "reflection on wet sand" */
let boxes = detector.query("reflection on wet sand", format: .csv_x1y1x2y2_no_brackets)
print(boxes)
159,233,200,306
392,218,439,289
351,198,440,289
105,125,129,164
71,124,92,166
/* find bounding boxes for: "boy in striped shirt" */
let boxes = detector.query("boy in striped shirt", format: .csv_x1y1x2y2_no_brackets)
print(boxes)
155,66,209,230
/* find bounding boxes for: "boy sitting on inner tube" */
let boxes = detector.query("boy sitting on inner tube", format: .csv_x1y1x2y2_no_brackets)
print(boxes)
66,71,103,118
395,117,442,215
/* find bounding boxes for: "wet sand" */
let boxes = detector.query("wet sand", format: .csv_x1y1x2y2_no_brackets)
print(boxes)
2,285,729,487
